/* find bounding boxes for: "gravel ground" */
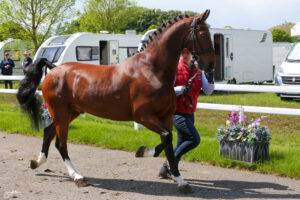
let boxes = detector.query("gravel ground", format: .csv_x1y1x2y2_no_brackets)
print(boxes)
0,132,299,200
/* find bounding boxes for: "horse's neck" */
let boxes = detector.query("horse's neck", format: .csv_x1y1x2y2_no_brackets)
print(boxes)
147,22,190,85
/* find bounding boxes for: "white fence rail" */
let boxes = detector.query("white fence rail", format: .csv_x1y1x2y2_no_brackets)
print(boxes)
197,103,300,116
0,75,24,81
1,76,300,94
215,84,300,94
0,76,299,116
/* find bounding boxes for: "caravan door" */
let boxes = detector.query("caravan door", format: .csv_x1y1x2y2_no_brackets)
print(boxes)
224,35,234,81
108,40,119,64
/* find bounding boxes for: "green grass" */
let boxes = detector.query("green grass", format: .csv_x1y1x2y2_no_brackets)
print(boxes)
0,92,299,179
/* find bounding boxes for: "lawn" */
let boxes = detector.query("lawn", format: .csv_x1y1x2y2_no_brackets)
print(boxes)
0,92,299,179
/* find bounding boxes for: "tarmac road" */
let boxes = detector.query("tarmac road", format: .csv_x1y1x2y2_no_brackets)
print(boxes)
0,132,299,200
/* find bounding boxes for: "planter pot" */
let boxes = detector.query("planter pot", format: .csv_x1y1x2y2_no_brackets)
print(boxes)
219,141,269,163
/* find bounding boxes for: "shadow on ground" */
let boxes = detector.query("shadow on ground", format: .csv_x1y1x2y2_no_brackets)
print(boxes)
36,173,300,199
87,177,300,199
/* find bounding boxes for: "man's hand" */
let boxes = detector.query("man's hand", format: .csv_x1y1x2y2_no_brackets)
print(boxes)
205,71,214,84
182,85,191,94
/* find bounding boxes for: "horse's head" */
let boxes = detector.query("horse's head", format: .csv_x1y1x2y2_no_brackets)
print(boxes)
184,10,215,73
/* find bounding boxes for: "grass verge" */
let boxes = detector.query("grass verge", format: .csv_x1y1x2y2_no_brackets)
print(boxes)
0,92,299,179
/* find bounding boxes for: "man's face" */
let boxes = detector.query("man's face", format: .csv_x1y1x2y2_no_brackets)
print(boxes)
181,50,191,63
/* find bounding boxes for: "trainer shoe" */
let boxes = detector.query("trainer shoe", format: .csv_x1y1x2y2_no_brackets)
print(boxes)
158,162,171,179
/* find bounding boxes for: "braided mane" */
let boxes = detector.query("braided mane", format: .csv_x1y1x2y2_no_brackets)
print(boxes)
138,14,190,53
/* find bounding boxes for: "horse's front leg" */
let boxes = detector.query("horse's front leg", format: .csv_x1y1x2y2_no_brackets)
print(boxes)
30,123,56,169
135,115,191,193
163,131,192,193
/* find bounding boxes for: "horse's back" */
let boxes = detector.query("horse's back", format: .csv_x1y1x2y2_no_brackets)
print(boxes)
42,62,134,120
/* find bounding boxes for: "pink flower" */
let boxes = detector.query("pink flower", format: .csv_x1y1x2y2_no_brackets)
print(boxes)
238,107,247,124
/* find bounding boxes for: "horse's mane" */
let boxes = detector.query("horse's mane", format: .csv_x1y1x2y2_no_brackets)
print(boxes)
138,14,191,53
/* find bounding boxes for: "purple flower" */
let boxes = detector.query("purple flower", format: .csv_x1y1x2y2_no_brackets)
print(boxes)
228,111,239,125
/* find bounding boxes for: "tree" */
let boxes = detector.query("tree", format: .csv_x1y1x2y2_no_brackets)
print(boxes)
272,29,297,43
123,8,197,33
0,21,30,41
270,22,295,34
0,0,75,52
78,1,197,34
80,0,137,33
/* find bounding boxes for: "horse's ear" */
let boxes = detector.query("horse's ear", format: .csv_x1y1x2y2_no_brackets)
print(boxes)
198,9,210,22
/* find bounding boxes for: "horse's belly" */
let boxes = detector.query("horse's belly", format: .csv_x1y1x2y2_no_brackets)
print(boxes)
77,98,133,121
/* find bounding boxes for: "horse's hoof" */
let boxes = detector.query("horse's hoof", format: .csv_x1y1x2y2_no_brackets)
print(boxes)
30,160,38,169
177,184,193,194
75,178,89,187
135,146,146,157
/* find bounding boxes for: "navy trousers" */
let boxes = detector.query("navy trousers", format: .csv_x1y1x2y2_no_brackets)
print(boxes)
173,113,201,162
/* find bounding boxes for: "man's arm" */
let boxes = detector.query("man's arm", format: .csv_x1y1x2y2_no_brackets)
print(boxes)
201,71,214,95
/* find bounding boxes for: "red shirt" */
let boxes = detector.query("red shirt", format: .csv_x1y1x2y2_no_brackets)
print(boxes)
175,57,202,114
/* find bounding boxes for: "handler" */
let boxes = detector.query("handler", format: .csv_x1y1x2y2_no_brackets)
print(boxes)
0,52,15,89
159,48,215,178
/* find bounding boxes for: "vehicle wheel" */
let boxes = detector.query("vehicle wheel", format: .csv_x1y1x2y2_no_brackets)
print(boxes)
280,97,292,101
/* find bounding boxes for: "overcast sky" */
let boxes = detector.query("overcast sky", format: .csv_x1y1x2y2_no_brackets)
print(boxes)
136,0,300,30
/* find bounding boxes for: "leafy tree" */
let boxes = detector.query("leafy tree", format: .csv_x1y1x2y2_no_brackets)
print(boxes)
80,0,137,33
57,19,82,35
123,8,197,33
272,29,297,43
0,0,76,52
0,21,30,41
270,22,295,34
59,1,198,35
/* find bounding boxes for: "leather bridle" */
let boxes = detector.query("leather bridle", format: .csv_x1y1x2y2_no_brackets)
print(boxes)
189,17,214,71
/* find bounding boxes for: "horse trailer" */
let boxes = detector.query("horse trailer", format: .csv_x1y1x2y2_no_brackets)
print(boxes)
210,28,273,83
0,38,26,75
34,31,142,66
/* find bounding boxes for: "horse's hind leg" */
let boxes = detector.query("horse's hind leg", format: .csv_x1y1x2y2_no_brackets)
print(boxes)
53,112,88,187
30,123,56,169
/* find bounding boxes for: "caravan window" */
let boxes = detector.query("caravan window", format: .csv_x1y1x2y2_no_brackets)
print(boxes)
226,38,229,58
40,47,65,63
76,46,99,61
49,36,70,46
127,47,138,57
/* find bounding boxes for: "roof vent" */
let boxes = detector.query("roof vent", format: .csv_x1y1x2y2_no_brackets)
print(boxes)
125,30,136,35
260,33,267,43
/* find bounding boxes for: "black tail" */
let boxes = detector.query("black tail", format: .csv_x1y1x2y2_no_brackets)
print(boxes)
16,58,56,130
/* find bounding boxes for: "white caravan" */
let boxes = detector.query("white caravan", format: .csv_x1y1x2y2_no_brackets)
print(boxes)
0,38,25,75
140,28,273,83
34,31,142,67
210,28,273,83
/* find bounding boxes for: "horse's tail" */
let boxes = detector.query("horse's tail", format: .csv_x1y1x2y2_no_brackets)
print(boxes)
16,58,56,130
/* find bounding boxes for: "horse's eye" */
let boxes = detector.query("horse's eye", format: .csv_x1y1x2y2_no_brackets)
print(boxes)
199,34,207,38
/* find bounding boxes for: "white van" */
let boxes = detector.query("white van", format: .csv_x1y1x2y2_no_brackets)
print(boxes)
274,23,300,99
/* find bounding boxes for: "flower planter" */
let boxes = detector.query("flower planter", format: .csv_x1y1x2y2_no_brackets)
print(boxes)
219,141,269,163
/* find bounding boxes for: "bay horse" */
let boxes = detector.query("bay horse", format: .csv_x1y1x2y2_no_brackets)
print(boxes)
17,10,215,192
